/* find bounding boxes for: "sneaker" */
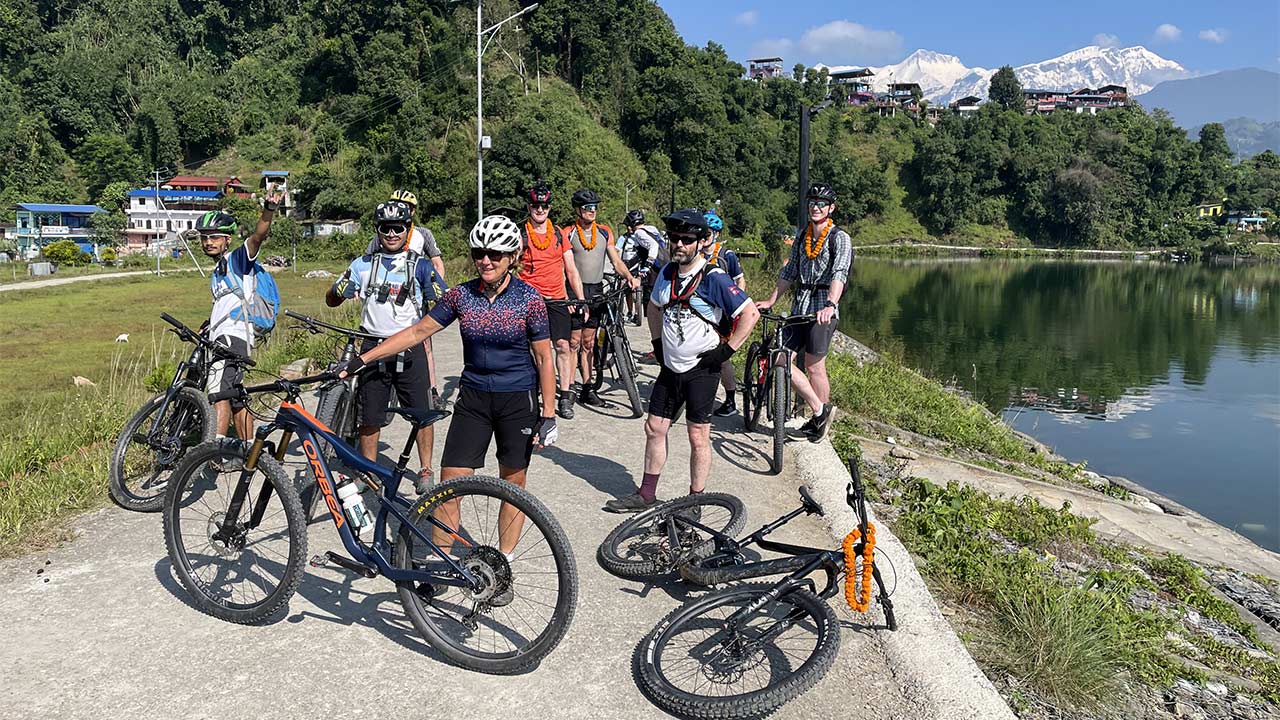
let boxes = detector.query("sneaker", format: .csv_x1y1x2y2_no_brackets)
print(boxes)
556,393,575,419
604,492,659,514
639,352,658,365
579,387,606,407
431,388,449,410
414,468,435,495
712,400,737,417
806,404,835,443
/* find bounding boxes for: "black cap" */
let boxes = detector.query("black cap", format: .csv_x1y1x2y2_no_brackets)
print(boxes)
661,208,710,237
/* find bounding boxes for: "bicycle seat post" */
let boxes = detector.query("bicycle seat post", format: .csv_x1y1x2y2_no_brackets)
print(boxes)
395,431,417,471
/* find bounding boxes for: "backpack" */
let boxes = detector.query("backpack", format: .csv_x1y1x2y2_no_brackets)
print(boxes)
212,255,280,339
369,250,434,313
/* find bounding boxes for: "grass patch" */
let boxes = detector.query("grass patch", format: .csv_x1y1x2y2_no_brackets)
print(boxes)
1144,553,1263,645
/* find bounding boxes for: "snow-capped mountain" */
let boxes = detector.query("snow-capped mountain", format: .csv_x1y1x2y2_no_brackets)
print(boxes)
819,45,1188,105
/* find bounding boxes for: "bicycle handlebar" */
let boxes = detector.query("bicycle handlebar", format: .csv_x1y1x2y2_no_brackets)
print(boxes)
758,311,816,326
208,371,339,404
159,313,255,367
284,310,382,341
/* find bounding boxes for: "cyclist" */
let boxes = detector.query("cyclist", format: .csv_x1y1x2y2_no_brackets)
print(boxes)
364,189,449,408
340,215,557,558
700,210,747,418
756,183,852,443
615,209,665,326
199,183,284,440
605,209,760,513
563,189,638,408
518,180,588,420
327,200,444,492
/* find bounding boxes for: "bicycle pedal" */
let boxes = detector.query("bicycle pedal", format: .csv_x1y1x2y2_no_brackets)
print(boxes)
309,554,328,568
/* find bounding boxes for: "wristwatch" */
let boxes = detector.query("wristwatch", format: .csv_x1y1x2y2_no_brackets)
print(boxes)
822,299,836,309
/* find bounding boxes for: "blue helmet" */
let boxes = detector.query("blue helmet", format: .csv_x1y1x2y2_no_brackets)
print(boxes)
704,211,723,232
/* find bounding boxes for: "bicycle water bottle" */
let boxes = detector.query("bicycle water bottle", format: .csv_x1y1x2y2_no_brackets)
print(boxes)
335,476,372,535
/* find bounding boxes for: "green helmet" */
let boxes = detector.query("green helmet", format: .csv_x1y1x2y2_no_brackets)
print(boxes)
196,211,238,235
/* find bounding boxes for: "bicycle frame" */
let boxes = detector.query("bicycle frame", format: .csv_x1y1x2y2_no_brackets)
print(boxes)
222,399,482,589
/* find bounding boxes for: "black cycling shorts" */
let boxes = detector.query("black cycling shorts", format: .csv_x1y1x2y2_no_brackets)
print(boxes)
782,318,838,358
647,364,719,425
356,337,433,428
441,386,540,471
546,300,572,343
571,282,605,331
206,335,250,411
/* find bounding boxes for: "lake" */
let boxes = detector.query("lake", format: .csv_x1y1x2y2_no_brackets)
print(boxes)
838,257,1280,552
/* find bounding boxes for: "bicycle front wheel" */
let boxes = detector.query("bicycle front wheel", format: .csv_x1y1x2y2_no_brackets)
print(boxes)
110,387,216,512
598,492,747,581
163,438,307,624
395,476,579,674
612,332,643,417
770,364,788,474
637,582,840,720
741,342,767,433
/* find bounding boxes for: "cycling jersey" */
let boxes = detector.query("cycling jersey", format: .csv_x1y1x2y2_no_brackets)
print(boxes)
365,225,442,258
209,245,259,347
428,277,550,393
518,220,569,300
341,251,439,337
615,225,664,272
564,222,615,284
650,258,749,373
704,244,743,280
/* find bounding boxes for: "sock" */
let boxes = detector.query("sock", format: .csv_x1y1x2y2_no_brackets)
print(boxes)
639,472,660,502
688,486,703,495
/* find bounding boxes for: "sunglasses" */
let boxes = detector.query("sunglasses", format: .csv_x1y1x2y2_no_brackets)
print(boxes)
471,248,508,262
529,203,551,210
808,200,832,209
670,234,701,246
379,224,408,235
578,204,598,212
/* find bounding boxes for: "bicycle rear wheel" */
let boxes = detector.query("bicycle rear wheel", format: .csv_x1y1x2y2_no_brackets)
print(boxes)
741,342,767,432
163,438,307,624
394,476,578,674
612,331,643,417
110,387,215,512
637,582,839,720
310,381,357,518
598,493,747,581
770,364,788,474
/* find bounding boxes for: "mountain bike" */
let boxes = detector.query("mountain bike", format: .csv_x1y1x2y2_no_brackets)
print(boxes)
741,311,815,474
580,274,643,417
108,313,253,512
600,459,896,719
163,371,578,674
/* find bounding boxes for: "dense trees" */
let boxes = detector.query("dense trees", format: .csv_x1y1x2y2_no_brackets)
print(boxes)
988,66,1023,111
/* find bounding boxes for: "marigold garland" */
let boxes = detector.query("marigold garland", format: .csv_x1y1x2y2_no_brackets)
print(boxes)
803,220,832,260
842,522,876,613
575,221,598,250
526,220,554,251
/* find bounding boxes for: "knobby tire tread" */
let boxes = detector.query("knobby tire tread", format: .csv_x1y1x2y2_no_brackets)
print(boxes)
597,493,747,581
109,387,216,512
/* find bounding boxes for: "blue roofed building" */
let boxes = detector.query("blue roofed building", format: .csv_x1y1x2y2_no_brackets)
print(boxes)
13,203,106,257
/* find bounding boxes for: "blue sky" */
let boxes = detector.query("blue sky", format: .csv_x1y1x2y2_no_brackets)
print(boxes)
657,1,1280,74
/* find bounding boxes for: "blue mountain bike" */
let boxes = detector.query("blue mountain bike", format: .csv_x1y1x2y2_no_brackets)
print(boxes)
161,372,579,674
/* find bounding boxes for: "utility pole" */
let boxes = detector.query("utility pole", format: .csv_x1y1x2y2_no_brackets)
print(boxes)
475,2,540,219
797,103,811,236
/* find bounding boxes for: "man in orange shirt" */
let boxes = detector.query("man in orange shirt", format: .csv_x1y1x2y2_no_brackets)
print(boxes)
519,180,588,419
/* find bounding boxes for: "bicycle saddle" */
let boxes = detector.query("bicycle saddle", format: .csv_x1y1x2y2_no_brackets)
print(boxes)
387,407,451,428
798,485,824,516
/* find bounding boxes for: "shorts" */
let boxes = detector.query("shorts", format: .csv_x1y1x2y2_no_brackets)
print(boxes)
571,282,605,330
441,386,539,470
782,318,838,358
206,335,250,410
546,300,572,343
356,337,433,428
647,365,720,425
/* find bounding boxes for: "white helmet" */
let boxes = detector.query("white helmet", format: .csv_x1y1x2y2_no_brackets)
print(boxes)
469,215,522,254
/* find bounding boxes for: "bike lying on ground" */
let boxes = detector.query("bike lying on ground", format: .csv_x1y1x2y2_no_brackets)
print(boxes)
599,459,896,719
162,372,579,674
109,313,253,512
741,311,815,475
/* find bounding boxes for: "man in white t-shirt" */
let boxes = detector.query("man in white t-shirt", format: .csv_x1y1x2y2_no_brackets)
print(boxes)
199,183,284,439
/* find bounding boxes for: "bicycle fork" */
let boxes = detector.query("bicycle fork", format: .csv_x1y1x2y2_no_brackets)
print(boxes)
211,428,293,547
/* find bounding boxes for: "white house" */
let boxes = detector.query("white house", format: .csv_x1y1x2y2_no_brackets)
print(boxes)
124,189,222,252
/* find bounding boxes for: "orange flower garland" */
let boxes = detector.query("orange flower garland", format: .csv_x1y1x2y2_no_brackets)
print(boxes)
842,522,876,613
526,220,553,251
705,241,720,265
803,219,832,260
575,222,598,250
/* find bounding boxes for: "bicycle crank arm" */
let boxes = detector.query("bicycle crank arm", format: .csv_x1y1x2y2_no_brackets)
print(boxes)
309,551,378,579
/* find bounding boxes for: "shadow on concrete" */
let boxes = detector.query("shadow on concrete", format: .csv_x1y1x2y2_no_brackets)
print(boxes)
708,433,771,476
537,445,636,499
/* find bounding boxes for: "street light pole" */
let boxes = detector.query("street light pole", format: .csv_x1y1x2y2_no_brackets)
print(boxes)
475,2,539,219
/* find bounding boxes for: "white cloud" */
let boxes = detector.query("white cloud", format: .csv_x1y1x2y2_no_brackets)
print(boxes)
734,10,759,27
1199,28,1229,43
1093,33,1121,49
754,20,904,66
1154,23,1182,42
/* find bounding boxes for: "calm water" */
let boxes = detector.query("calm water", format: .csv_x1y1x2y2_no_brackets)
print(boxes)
839,258,1280,552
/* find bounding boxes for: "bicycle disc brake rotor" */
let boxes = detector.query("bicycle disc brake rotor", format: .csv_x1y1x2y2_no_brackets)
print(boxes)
206,511,247,556
701,632,767,684
459,546,511,604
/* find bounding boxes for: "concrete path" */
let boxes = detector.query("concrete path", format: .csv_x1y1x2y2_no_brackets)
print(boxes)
857,436,1280,579
0,325,930,719
0,268,197,293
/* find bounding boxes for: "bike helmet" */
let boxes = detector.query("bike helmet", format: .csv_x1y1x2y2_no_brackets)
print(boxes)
624,209,645,227
195,210,238,235
525,180,552,205
661,208,711,238
572,189,600,207
389,189,418,210
469,215,523,253
374,200,413,226
703,211,724,232
807,183,837,203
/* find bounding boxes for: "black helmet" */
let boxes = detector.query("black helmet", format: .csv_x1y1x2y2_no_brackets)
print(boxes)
374,200,412,226
661,208,710,238
525,180,552,205
195,210,238,235
624,209,645,227
807,183,837,203
572,189,600,207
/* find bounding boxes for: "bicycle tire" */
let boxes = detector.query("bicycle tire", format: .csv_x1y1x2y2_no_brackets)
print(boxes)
637,582,840,720
770,364,787,474
109,387,216,512
309,381,357,518
612,332,643,418
597,493,747,581
741,341,763,432
163,438,307,624
395,475,579,674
